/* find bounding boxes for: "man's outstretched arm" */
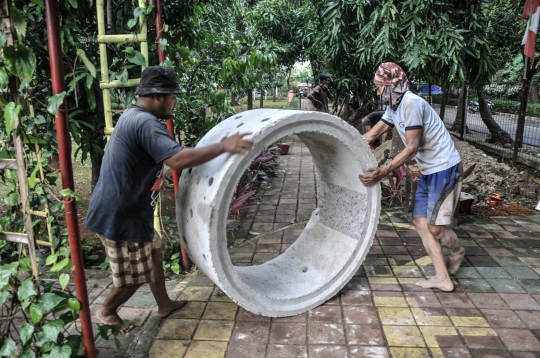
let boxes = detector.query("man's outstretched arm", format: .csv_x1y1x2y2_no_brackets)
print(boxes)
363,121,389,144
164,132,254,170
359,128,421,186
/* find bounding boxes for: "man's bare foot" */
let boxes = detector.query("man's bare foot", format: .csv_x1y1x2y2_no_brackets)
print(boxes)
447,247,466,275
158,300,188,318
96,307,134,334
415,277,454,292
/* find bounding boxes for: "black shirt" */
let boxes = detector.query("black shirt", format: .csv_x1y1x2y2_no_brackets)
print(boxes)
85,105,182,242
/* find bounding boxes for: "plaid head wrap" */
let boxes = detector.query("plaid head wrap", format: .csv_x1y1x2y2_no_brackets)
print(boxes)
374,62,410,111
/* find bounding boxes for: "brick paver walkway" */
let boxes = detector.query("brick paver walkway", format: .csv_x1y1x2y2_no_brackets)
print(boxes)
86,135,540,357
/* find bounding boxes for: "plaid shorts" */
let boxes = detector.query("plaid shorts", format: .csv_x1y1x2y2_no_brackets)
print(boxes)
99,233,163,288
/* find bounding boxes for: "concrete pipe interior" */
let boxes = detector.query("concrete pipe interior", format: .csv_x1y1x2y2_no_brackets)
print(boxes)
176,109,380,317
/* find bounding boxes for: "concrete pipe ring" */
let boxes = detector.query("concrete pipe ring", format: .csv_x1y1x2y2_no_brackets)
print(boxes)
176,109,381,317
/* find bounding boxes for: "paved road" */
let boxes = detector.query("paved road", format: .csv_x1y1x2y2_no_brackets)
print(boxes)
440,106,540,148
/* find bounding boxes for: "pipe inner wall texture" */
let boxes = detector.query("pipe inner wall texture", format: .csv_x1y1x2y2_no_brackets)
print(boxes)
176,109,381,317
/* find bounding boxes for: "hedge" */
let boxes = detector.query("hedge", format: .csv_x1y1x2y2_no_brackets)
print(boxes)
490,99,540,117
423,95,540,117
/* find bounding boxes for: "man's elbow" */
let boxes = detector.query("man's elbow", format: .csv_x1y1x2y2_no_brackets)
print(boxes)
164,160,182,171
406,144,419,157
164,154,186,171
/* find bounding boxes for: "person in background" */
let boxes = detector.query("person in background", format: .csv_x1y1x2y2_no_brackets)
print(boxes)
359,62,465,292
85,66,254,333
307,73,334,113
361,110,387,148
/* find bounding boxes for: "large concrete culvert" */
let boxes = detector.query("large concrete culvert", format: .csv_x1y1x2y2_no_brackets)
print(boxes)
176,109,381,317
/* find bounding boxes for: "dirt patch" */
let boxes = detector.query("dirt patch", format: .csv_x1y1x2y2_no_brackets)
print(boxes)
455,139,539,211
472,203,537,217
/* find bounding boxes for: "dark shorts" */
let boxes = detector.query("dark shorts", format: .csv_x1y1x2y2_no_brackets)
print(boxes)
99,233,163,288
413,163,463,226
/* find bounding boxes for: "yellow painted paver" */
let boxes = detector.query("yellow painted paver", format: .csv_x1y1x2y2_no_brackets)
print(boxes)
480,224,504,230
393,223,416,230
174,277,193,291
457,327,497,336
374,296,408,307
519,257,540,266
184,341,228,358
406,256,432,267
419,326,459,347
398,278,421,286
168,302,207,319
210,288,235,303
383,326,426,347
364,265,394,277
387,258,397,266
202,302,238,320
392,266,422,277
364,258,389,266
178,286,214,301
450,316,490,327
193,320,234,341
116,307,151,326
379,307,415,325
368,277,399,285
429,347,447,358
148,340,190,357
389,347,431,358
155,319,198,340
411,308,452,326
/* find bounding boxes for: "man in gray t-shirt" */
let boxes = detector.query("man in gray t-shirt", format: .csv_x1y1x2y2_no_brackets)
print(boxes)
86,67,254,333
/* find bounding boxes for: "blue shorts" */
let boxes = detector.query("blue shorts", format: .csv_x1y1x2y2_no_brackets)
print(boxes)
413,163,463,226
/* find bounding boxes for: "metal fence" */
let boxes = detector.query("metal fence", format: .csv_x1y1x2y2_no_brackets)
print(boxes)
421,82,540,170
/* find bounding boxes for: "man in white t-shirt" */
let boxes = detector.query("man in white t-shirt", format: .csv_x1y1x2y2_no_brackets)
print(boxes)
359,62,465,292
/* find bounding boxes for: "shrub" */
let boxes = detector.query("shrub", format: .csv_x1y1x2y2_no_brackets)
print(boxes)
491,99,540,116
428,95,459,107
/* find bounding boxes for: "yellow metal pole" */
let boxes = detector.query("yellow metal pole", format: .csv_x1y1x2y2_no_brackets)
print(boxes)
96,0,114,138
139,0,149,69
97,33,148,43
99,79,141,89
136,0,160,234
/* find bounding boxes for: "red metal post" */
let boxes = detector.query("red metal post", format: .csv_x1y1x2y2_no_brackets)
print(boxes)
44,1,96,357
151,0,189,272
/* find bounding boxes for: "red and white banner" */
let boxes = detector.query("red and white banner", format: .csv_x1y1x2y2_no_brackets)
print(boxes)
522,0,540,63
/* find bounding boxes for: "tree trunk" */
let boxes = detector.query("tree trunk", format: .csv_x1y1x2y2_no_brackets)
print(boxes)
90,155,102,190
439,83,449,120
343,100,350,119
477,86,513,145
230,91,238,106
273,87,276,102
287,69,291,91
531,80,539,104
198,107,206,119
247,89,253,110
259,88,264,108
451,83,467,133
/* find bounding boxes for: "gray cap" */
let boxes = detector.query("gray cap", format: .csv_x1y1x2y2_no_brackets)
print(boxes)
135,66,182,96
